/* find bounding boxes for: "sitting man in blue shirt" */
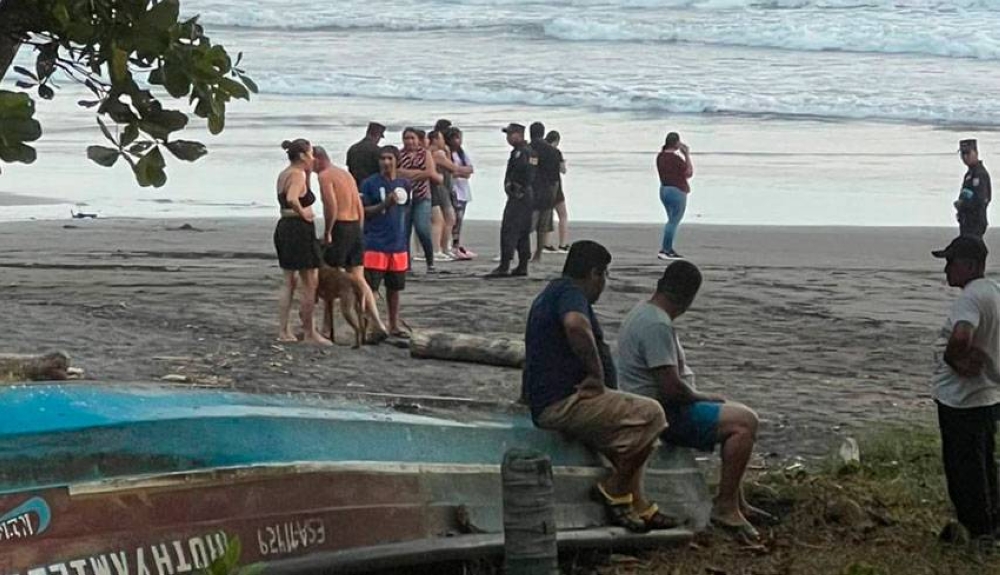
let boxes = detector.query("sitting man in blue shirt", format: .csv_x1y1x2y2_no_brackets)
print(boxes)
523,240,674,533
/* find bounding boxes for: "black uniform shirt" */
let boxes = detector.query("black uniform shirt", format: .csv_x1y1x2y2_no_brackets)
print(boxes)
962,161,992,208
346,138,381,187
504,142,537,203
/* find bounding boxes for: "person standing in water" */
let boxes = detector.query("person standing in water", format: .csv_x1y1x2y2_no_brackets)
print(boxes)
657,132,693,261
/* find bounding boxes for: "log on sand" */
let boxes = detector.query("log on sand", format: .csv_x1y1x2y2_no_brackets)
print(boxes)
0,351,71,382
409,331,524,369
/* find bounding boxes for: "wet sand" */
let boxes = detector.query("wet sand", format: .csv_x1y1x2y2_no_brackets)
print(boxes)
0,218,967,459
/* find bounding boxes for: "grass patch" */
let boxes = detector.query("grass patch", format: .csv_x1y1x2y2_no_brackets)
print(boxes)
567,424,1000,575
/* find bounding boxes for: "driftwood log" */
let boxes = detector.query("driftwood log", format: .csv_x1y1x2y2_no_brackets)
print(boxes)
409,331,525,369
0,351,71,382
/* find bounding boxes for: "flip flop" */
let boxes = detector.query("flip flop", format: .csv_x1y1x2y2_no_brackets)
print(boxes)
637,503,682,530
389,330,411,340
711,516,760,540
590,484,649,533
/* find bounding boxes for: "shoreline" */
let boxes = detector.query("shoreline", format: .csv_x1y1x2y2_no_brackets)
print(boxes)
0,210,965,231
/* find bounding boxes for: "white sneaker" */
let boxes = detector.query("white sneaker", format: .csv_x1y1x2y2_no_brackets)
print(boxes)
492,254,502,262
435,251,454,262
413,254,425,262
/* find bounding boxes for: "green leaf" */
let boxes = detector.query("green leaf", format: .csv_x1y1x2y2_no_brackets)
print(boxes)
99,97,137,124
238,74,259,95
218,77,249,100
0,143,37,164
162,61,191,98
165,140,207,162
87,145,120,167
145,0,181,32
4,122,41,144
133,147,167,188
128,141,154,155
96,118,116,145
0,91,37,120
0,119,42,143
77,100,100,109
139,108,188,140
223,536,242,566
122,124,140,147
38,85,55,100
208,110,225,135
53,2,71,26
13,66,37,81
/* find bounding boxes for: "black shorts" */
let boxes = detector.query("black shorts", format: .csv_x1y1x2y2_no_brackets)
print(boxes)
323,221,364,268
365,269,406,292
273,217,320,270
431,183,451,208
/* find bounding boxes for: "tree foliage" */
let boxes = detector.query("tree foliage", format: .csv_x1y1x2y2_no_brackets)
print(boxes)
0,0,256,186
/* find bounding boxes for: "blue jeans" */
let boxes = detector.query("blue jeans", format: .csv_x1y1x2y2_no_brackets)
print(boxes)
659,186,687,253
406,197,435,266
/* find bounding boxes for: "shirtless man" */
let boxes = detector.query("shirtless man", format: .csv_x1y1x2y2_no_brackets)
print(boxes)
314,146,389,342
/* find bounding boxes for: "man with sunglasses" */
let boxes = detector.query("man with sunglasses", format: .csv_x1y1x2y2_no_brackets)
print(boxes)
956,139,991,239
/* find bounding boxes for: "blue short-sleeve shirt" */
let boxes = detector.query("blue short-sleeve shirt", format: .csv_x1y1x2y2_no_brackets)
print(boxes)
522,278,614,421
360,174,410,253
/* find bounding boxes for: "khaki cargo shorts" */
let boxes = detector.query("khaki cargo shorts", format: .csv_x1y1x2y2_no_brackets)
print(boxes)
537,389,667,460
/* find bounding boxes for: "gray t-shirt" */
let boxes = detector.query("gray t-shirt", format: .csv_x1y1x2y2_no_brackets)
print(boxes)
617,302,696,402
932,277,1000,408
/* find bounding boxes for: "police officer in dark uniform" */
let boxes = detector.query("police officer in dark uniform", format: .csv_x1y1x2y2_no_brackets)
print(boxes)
956,139,992,238
487,123,537,278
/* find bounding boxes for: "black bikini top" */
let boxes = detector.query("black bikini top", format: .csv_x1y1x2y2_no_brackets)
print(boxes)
278,187,316,210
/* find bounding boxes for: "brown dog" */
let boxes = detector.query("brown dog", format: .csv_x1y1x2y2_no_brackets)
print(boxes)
317,264,367,348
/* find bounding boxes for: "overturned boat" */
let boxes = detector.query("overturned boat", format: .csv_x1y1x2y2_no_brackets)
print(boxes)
0,383,710,573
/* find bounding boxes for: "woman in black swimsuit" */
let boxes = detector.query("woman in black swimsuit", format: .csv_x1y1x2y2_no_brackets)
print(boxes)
274,138,332,345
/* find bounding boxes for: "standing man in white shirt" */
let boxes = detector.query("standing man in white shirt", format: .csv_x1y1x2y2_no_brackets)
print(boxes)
931,235,1000,543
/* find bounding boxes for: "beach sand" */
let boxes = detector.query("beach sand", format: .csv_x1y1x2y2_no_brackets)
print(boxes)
0,218,967,459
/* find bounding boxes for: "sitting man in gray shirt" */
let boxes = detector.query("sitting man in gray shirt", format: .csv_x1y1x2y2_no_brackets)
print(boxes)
617,260,765,539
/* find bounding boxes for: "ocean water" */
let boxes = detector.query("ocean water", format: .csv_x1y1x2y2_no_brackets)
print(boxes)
2,0,999,226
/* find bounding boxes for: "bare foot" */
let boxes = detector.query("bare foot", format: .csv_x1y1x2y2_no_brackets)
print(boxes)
277,332,298,342
302,332,334,346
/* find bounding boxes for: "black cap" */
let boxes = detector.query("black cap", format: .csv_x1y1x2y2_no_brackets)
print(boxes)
932,235,988,261
959,139,978,152
367,122,386,133
502,123,525,134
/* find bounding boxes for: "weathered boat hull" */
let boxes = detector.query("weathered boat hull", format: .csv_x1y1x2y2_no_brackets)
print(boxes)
0,384,710,573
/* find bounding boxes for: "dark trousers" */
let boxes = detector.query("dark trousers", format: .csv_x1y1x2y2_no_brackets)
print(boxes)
499,199,533,270
958,209,988,238
937,401,999,537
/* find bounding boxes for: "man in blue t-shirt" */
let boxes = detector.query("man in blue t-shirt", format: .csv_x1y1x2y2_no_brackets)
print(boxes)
360,146,410,337
523,240,673,533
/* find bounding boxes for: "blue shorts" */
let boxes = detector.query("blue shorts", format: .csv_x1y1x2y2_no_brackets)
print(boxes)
662,401,722,453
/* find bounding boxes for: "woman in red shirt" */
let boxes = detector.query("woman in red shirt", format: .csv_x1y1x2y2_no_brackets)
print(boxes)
656,132,693,260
